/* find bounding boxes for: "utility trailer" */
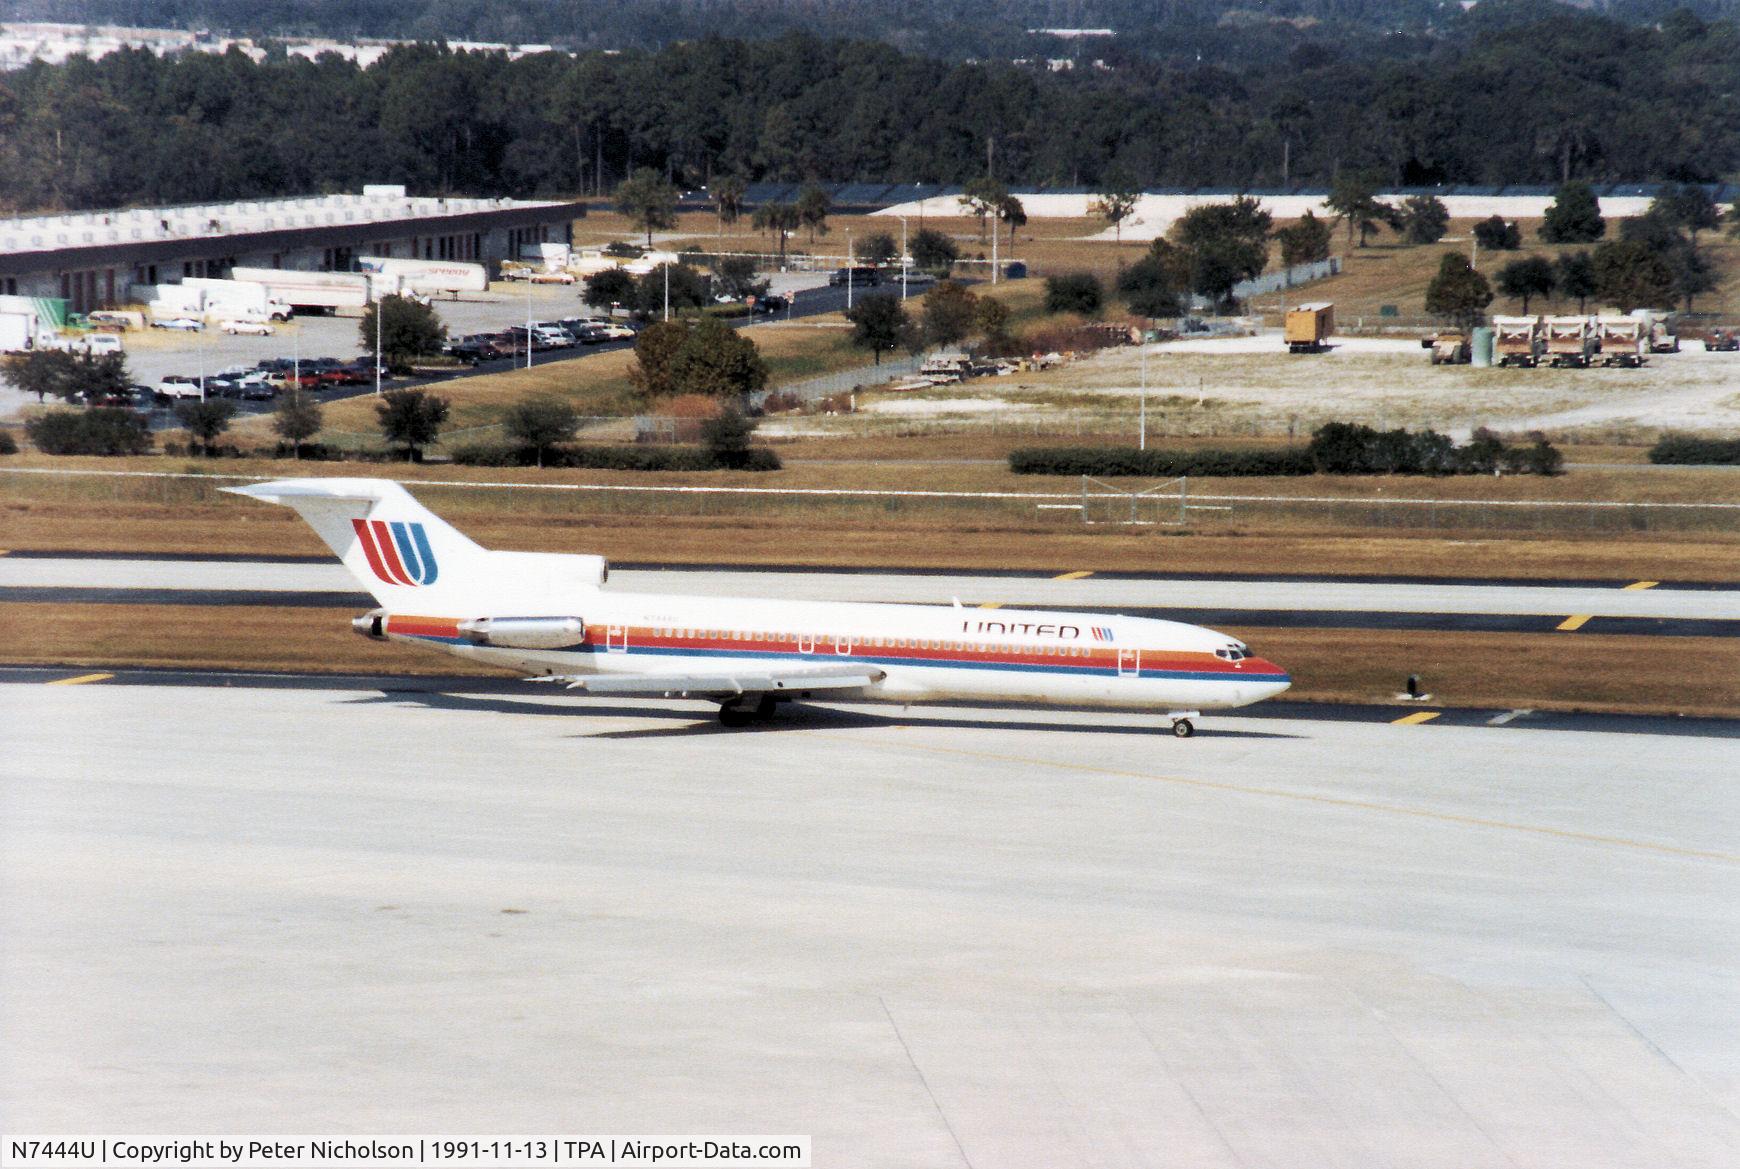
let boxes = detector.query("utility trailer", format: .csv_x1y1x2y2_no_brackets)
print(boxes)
1595,318,1646,367
1543,316,1596,368
1492,316,1544,367
1283,302,1334,354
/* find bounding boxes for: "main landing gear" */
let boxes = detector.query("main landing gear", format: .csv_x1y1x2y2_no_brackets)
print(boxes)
717,694,778,728
1167,711,1200,739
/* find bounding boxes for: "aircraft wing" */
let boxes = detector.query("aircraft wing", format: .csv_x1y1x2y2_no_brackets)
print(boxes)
532,664,885,698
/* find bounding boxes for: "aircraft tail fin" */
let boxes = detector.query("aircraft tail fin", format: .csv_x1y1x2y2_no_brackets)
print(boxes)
223,478,490,608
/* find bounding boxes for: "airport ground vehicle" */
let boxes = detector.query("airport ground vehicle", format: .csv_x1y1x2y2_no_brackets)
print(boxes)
1707,329,1738,352
228,478,1291,737
1428,332,1469,365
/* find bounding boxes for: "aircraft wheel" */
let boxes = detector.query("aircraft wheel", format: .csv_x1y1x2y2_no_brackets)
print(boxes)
1171,719,1195,739
718,705,754,728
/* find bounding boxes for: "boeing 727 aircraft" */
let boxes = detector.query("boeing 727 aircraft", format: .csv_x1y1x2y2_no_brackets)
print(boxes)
227,478,1290,735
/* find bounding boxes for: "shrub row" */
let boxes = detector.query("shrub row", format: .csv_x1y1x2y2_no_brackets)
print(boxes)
1308,422,1563,476
1010,446,1314,477
25,408,152,456
451,443,780,472
1649,434,1740,465
1011,424,1565,478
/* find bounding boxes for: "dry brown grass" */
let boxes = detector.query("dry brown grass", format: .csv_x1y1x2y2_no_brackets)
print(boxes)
6,603,1735,717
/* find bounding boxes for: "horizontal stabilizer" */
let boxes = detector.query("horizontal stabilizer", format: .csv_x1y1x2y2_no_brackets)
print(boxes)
533,664,885,698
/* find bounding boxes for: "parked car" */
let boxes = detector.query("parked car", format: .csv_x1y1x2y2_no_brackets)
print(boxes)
828,266,882,287
528,270,576,284
752,295,789,315
155,375,205,399
589,323,636,341
152,317,204,331
221,319,274,336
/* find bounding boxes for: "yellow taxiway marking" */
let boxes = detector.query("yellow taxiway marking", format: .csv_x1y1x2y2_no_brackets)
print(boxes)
1557,614,1593,632
978,602,1003,610
1391,710,1441,726
1623,580,1659,591
47,672,113,686
1054,570,1094,581
819,735,1739,866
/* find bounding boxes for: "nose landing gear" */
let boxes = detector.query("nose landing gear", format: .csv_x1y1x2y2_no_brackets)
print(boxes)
1167,711,1200,738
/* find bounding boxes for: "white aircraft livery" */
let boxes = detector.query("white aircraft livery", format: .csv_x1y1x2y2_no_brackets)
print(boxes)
227,478,1291,735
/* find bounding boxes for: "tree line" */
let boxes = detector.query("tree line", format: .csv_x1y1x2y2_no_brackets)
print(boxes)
2,5,1736,214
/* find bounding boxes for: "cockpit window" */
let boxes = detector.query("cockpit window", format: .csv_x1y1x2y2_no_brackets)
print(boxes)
1215,647,1249,661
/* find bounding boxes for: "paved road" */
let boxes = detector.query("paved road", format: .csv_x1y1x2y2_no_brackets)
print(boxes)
7,556,1738,623
4,675,1735,1162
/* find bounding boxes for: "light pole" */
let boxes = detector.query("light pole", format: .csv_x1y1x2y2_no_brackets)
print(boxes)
900,215,909,301
374,295,383,394
525,280,533,369
846,230,854,311
1138,331,1148,451
662,262,670,322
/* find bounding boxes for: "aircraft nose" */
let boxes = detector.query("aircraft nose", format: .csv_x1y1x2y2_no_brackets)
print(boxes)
1247,657,1291,696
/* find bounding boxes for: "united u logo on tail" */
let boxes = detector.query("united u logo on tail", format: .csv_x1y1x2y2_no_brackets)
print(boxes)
352,519,439,586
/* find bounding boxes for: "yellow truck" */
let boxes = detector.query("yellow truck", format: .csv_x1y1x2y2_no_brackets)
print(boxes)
1284,302,1334,354
1493,316,1543,368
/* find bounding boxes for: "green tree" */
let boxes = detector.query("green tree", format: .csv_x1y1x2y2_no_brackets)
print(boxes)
974,297,1011,344
701,406,768,470
1473,215,1522,251
632,263,711,317
1555,251,1597,313
922,281,981,347
1089,179,1141,246
374,388,450,462
584,267,636,310
1274,211,1333,267
958,175,1006,242
795,182,831,241
174,398,236,456
751,201,801,264
1,349,128,404
997,194,1027,248
503,397,580,468
616,166,679,248
712,174,746,237
1399,194,1450,245
712,255,766,300
1540,181,1604,244
271,389,322,459
667,315,768,401
909,228,957,275
628,320,690,397
1592,240,1676,311
1045,273,1104,316
1424,253,1493,332
1325,172,1394,247
858,231,899,266
360,295,446,368
25,408,152,456
1170,197,1271,307
844,293,912,365
1,348,79,404
1118,238,1190,317
1496,256,1556,313
1654,183,1721,250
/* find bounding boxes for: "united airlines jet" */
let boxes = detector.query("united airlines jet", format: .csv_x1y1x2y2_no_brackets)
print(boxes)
227,479,1290,735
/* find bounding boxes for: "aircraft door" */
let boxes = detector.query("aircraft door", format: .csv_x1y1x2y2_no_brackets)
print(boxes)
833,635,854,656
1117,648,1140,677
606,624,628,653
798,633,816,654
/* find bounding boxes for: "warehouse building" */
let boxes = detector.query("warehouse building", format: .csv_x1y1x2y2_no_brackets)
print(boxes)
0,186,585,313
